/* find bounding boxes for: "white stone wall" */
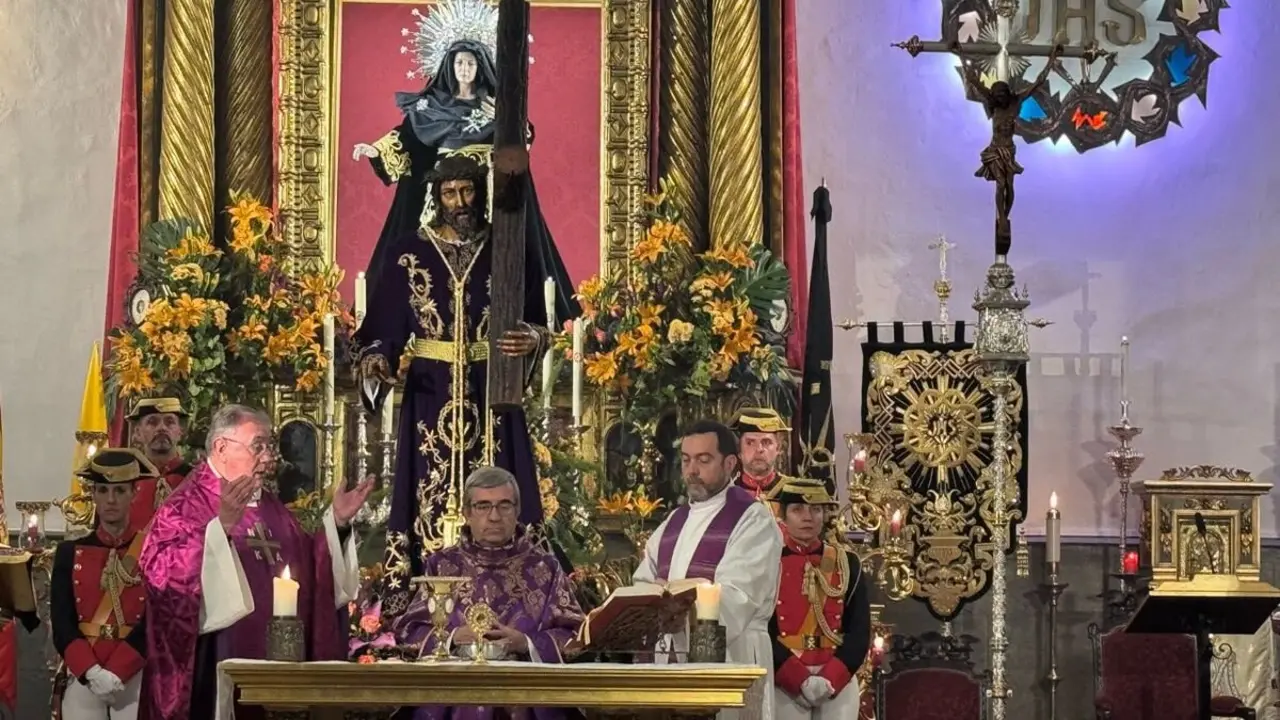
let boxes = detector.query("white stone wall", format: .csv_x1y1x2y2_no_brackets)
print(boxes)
0,0,126,530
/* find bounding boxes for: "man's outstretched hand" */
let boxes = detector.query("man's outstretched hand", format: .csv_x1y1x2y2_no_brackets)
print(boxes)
333,475,376,527
497,323,541,357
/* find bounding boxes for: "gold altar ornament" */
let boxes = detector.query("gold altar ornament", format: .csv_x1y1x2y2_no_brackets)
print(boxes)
463,602,497,665
414,575,467,662
836,434,914,601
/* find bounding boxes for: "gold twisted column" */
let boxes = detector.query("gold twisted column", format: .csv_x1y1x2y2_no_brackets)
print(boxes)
658,0,710,251
221,0,274,203
138,0,163,228
157,0,216,230
708,0,765,248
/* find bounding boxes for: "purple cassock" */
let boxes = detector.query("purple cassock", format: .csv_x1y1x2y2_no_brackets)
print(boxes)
139,462,346,720
392,527,585,720
354,224,560,619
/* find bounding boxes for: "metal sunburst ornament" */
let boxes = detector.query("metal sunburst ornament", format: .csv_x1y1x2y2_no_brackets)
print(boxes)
399,0,536,80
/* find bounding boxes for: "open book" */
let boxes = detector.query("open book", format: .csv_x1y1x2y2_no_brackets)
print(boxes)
575,578,709,650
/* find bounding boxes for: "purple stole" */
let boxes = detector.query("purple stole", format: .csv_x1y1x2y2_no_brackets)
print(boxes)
655,485,755,581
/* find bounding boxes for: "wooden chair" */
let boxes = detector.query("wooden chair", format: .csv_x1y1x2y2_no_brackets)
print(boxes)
875,632,987,720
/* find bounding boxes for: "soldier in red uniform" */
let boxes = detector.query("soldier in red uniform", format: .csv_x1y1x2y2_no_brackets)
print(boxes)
51,448,157,720
769,478,870,719
127,397,191,529
731,408,789,499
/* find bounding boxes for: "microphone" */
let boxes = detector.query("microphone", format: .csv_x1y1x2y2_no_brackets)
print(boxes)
1194,512,1217,574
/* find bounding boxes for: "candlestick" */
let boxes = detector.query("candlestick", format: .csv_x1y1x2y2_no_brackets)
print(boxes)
1037,569,1068,720
853,449,867,474
571,318,584,424
323,314,336,413
355,271,367,323
1046,492,1061,566
25,514,38,550
273,565,299,617
695,583,722,620
1120,335,1130,419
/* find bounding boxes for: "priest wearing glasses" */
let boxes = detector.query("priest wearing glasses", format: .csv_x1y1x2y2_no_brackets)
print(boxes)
393,466,585,720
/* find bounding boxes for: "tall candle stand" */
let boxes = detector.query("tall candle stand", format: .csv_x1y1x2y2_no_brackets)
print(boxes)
355,408,371,481
379,403,396,487
1106,413,1143,591
321,398,339,493
1038,562,1069,720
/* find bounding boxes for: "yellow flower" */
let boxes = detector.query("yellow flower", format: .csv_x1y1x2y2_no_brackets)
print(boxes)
210,301,229,330
630,237,663,265
704,298,737,333
295,369,322,392
632,490,663,519
539,476,560,518
237,318,269,344
228,195,272,228
169,263,206,283
171,294,207,329
534,441,553,468
636,304,665,327
117,363,155,395
667,319,694,343
229,224,258,258
585,352,619,385
264,332,294,364
703,244,754,269
166,229,219,262
690,272,735,296
597,492,633,514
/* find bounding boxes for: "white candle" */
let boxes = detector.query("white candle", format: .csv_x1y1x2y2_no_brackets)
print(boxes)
543,277,557,332
1046,492,1061,565
355,272,367,322
571,318,584,424
542,278,557,409
1120,335,1130,413
323,314,336,417
381,391,395,436
695,583,721,621
273,565,299,617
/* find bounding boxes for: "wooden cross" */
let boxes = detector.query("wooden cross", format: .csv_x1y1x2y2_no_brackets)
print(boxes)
246,521,282,566
487,0,532,411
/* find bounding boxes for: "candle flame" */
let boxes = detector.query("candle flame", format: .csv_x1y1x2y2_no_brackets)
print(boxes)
891,509,901,523
873,635,885,650
26,514,37,528
1050,492,1058,509
357,271,365,279
1121,335,1129,344
855,450,867,461
281,565,292,581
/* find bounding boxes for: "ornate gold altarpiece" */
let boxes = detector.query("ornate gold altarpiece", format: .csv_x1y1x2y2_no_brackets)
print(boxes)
220,660,765,719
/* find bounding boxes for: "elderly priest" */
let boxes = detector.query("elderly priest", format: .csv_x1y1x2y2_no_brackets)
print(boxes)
768,478,869,719
52,448,157,720
633,419,784,720
393,466,584,719
140,404,373,720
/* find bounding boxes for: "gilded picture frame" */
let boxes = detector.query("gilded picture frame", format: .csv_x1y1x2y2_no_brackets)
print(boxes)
273,0,652,279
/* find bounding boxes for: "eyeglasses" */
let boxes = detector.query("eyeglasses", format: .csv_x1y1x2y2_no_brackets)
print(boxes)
468,500,517,516
223,437,275,456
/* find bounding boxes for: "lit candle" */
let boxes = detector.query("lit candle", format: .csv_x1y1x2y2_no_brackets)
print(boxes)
355,272,367,322
889,509,902,537
543,277,557,332
1046,492,1061,565
571,318,584,424
853,450,867,474
1122,550,1139,575
873,635,885,654
695,583,721,620
273,565,300,617
25,514,38,549
1120,336,1130,414
323,314,336,417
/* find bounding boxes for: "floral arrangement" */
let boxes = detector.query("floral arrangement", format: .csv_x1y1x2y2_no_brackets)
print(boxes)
106,194,352,441
523,400,607,570
570,180,794,428
347,600,414,663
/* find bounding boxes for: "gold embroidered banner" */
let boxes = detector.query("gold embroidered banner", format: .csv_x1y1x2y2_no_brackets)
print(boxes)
860,321,1029,620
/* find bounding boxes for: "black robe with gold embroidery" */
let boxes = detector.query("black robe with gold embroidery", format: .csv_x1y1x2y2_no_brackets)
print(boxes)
355,224,550,618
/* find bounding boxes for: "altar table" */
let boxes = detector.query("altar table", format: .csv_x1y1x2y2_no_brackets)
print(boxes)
218,660,767,719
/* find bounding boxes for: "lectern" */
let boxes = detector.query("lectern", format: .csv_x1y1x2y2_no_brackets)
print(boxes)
1127,577,1280,720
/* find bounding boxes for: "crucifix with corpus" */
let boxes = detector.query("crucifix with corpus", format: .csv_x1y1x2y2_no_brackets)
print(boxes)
894,1,1112,260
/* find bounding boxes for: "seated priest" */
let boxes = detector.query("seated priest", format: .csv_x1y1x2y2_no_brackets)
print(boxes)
731,408,789,500
52,448,158,720
633,419,784,720
768,478,870,720
126,396,193,529
140,403,374,720
393,466,585,719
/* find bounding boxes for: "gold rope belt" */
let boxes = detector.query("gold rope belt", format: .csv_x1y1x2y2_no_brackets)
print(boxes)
410,338,489,364
779,634,837,652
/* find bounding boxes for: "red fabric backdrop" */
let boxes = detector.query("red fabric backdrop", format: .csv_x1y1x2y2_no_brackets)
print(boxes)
334,2,603,298
780,0,808,371
0,620,15,711
105,0,141,444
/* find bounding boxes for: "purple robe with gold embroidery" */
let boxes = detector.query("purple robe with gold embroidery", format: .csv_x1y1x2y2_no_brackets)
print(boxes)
392,527,584,720
139,462,345,720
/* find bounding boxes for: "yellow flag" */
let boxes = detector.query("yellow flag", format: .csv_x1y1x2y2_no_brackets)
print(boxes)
70,343,108,500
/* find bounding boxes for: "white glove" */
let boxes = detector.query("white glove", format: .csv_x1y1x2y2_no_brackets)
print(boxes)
84,665,125,700
800,675,835,707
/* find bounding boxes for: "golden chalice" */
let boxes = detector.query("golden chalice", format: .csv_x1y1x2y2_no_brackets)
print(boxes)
413,575,467,662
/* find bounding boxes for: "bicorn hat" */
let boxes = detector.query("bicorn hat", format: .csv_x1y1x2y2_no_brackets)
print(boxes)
730,407,790,435
127,397,188,420
767,477,837,506
75,448,160,485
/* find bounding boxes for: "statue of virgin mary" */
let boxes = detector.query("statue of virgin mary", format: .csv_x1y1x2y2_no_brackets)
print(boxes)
353,0,579,320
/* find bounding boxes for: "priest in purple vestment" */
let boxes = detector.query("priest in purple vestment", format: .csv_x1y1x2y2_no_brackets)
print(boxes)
392,467,584,720
632,420,783,720
140,403,374,720
354,152,559,620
